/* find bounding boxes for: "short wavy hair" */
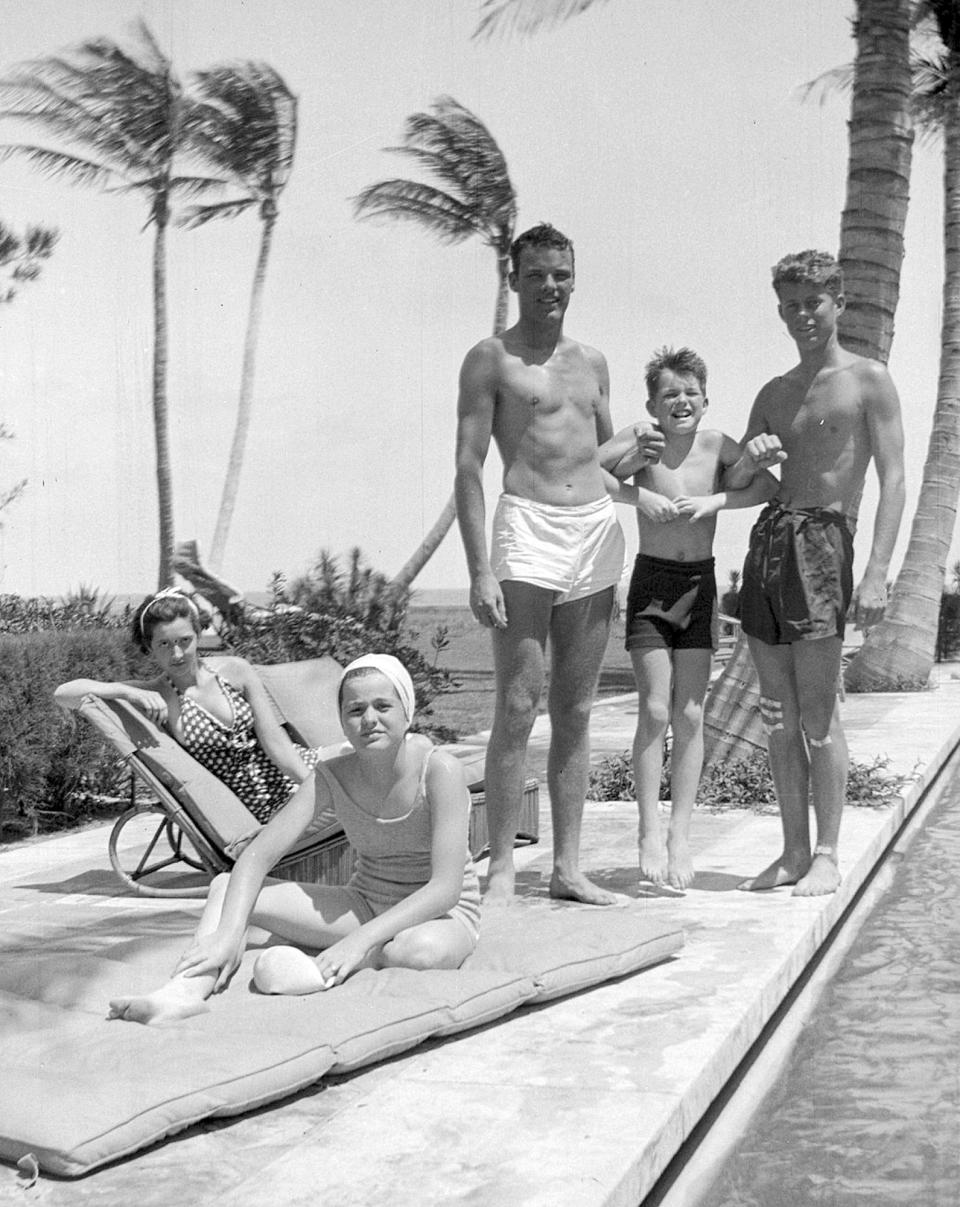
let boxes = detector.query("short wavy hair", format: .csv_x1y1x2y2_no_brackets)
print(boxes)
771,249,843,301
509,222,574,275
644,345,707,399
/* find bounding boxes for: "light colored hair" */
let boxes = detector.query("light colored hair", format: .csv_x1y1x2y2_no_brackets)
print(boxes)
644,345,707,398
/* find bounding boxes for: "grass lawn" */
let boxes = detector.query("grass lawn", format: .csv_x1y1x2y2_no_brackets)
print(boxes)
406,605,636,738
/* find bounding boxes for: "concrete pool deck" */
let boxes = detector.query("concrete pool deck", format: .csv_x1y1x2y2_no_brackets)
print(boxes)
1,672,958,1206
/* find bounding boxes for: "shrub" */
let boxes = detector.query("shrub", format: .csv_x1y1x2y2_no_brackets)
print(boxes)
936,591,960,662
0,628,139,840
587,746,909,813
0,555,459,843
219,552,457,741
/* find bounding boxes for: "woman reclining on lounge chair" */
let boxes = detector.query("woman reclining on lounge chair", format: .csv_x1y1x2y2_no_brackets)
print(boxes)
54,588,322,848
107,653,482,1023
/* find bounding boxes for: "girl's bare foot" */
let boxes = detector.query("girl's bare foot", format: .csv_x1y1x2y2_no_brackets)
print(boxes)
254,946,332,994
108,979,209,1026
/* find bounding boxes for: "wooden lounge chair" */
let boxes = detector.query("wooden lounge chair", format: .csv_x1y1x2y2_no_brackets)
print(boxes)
78,656,538,898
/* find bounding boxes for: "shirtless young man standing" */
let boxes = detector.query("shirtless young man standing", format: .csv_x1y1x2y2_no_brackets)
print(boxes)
455,223,630,905
727,250,905,896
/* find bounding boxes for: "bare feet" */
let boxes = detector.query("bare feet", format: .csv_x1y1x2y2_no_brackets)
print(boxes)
549,868,618,906
638,832,667,886
483,859,517,906
793,852,841,897
666,837,695,891
108,979,209,1025
737,855,805,892
254,946,331,995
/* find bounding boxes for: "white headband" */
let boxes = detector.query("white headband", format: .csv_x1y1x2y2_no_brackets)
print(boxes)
138,587,200,637
339,654,416,723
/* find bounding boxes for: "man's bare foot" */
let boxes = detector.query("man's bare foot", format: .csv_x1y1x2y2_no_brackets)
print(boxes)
737,855,805,892
549,868,617,906
638,833,667,886
483,860,517,906
793,852,841,897
666,837,695,890
108,979,209,1025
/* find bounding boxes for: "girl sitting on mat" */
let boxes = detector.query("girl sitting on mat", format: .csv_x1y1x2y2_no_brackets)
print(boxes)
107,653,481,1023
54,588,323,849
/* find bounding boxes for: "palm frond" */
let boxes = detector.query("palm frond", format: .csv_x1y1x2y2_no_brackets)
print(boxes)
473,0,610,39
912,50,952,140
354,95,516,257
0,142,119,189
353,179,481,243
182,60,297,200
797,62,855,105
176,198,258,229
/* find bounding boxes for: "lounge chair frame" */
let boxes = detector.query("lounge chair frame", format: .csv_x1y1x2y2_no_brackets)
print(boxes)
79,656,538,897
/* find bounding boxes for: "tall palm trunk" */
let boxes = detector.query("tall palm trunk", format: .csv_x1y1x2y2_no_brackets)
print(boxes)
151,193,176,588
209,203,276,572
390,258,511,591
846,80,960,690
838,0,915,363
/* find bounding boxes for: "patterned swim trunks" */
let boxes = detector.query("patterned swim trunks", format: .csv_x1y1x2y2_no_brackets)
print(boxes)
740,502,854,644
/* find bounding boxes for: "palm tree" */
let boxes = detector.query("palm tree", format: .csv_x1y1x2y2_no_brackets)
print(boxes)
846,1,960,689
836,0,915,363
0,220,57,304
179,62,298,574
353,96,517,589
0,20,217,587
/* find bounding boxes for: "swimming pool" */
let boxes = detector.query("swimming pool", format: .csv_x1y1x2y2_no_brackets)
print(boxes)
694,761,960,1206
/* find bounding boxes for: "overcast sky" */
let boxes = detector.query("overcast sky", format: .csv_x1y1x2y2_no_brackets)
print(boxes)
0,0,945,601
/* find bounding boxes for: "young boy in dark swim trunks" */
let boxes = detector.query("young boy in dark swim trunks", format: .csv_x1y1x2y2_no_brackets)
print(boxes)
725,250,905,897
601,347,775,889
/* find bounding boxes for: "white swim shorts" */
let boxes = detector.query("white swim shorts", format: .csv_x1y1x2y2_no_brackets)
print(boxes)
490,493,625,604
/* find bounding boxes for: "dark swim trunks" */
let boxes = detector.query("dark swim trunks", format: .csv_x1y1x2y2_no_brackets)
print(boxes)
740,502,854,645
625,554,718,652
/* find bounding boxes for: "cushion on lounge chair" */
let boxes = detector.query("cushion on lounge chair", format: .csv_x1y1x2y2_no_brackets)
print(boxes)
0,894,681,1177
210,655,347,751
79,695,342,860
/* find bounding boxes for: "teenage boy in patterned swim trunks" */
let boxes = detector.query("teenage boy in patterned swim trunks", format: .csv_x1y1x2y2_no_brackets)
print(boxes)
726,250,905,897
455,223,662,905
600,347,775,890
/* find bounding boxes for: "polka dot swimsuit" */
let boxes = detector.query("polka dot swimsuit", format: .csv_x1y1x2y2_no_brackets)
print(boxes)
173,671,321,823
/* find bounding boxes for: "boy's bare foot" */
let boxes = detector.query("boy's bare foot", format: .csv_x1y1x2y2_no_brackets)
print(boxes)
638,833,667,886
793,851,841,897
737,855,805,892
108,979,209,1025
549,868,617,906
483,860,517,906
666,837,695,890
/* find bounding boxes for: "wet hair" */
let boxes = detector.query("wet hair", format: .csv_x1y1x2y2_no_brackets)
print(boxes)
509,222,575,275
771,250,843,301
644,345,707,399
131,589,202,653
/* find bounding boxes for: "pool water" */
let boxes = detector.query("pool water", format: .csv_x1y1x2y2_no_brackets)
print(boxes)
698,767,960,1206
